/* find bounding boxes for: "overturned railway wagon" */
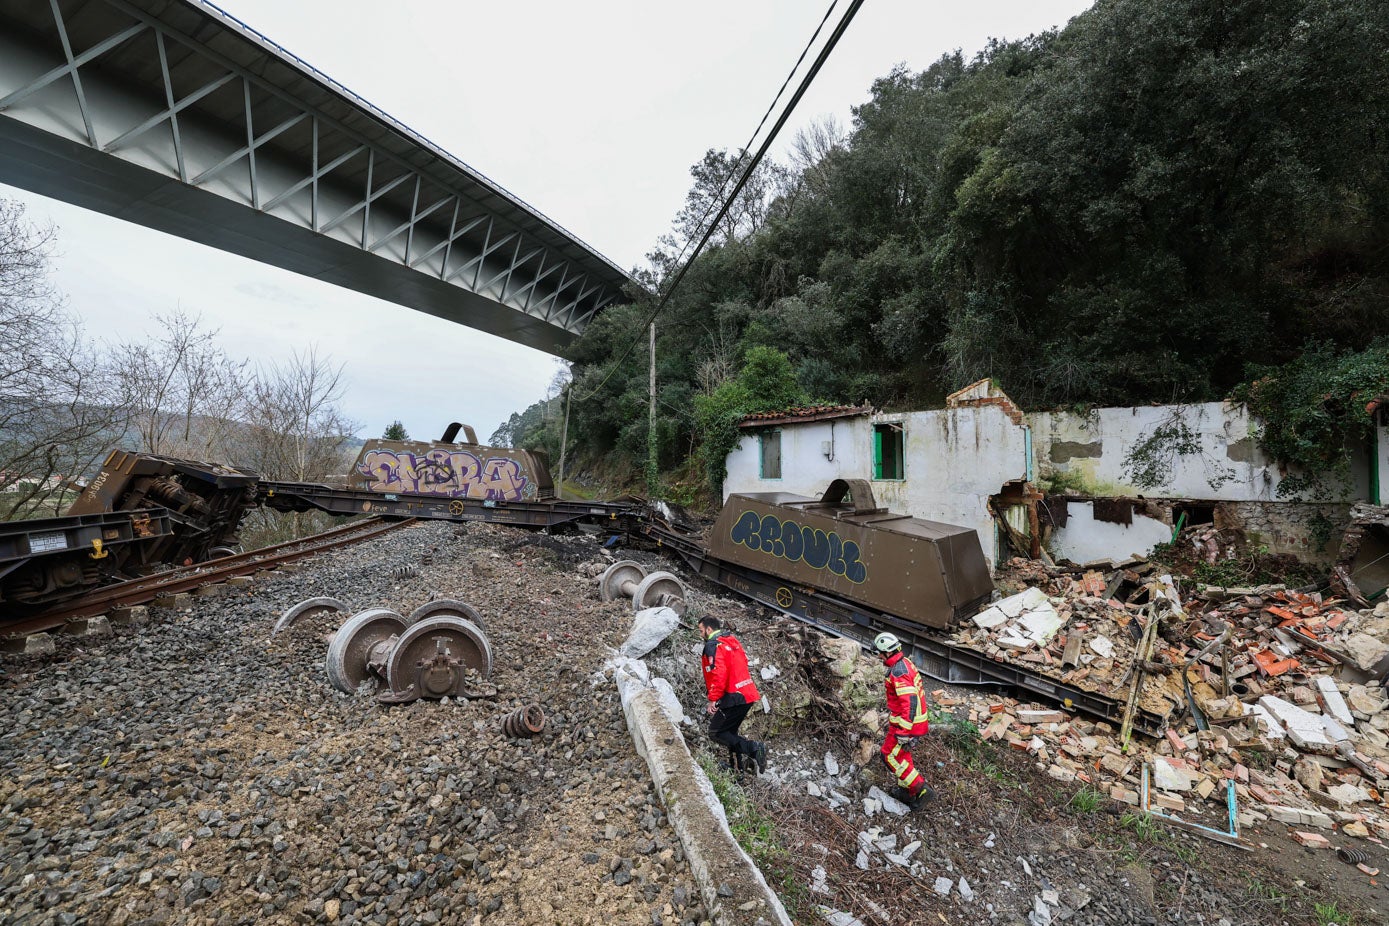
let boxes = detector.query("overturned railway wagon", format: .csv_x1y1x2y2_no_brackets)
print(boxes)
708,479,994,629
0,452,258,611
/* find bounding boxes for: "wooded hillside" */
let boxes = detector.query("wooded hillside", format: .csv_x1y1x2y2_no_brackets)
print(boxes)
495,0,1389,499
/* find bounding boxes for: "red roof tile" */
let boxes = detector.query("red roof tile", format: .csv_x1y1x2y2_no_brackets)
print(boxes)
738,404,872,428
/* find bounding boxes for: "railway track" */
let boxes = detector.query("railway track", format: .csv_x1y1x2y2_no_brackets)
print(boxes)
2,517,416,638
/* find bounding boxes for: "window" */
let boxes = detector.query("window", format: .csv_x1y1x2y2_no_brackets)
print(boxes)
873,423,904,480
759,430,782,479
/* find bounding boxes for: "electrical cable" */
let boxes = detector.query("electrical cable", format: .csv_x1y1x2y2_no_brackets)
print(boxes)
661,0,841,275
574,0,867,402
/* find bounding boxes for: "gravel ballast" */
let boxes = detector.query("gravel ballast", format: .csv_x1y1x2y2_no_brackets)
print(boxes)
0,521,706,926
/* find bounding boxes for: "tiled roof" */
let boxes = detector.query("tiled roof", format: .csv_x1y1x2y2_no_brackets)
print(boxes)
738,404,873,428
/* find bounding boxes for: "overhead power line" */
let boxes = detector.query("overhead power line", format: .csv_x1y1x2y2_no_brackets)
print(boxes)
662,0,842,275
575,0,868,402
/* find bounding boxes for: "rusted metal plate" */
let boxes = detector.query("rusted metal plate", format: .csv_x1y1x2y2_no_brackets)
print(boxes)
708,482,992,629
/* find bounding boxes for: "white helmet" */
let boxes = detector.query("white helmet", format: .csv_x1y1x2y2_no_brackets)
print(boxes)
873,632,901,654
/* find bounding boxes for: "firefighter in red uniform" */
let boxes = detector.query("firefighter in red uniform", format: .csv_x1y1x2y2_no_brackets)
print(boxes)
874,632,935,807
698,616,768,774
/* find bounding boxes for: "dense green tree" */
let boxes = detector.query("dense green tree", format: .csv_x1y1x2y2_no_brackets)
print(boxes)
382,420,408,441
500,0,1389,500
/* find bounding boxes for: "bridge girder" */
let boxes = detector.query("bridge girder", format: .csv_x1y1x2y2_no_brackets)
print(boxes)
0,0,633,352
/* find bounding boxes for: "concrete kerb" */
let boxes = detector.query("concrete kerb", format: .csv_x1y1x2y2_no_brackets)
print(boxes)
610,658,793,926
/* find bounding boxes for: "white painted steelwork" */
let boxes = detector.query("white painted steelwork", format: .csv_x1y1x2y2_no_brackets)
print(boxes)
0,0,632,352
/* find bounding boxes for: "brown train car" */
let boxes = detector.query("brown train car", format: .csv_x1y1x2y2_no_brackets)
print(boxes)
707,479,992,629
347,422,554,503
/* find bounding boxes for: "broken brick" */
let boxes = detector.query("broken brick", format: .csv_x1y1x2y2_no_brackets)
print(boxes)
1292,831,1331,849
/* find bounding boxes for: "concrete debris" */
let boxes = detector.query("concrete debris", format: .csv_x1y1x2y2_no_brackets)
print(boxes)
1316,676,1355,728
816,907,866,926
618,606,681,658
933,877,953,896
952,557,1389,840
1151,757,1194,792
866,785,910,816
958,877,975,902
824,752,840,776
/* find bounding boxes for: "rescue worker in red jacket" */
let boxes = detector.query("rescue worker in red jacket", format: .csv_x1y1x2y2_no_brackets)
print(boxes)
874,632,935,807
699,616,768,773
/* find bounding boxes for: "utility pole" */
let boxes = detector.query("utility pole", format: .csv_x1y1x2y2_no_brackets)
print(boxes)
557,384,571,500
647,321,657,496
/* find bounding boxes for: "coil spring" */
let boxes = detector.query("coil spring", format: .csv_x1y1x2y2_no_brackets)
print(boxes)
1337,847,1368,864
502,704,546,738
392,565,416,580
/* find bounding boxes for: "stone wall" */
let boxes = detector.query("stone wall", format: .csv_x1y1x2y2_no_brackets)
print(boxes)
1216,502,1353,562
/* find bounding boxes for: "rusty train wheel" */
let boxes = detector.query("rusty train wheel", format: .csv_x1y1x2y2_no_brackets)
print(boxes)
325,608,406,693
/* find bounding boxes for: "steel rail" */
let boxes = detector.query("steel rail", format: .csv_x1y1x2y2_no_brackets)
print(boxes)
3,517,416,637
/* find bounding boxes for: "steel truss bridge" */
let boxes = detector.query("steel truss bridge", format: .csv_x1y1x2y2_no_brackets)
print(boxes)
0,0,631,352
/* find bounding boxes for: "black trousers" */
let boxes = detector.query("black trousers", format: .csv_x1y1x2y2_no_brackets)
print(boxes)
709,701,757,757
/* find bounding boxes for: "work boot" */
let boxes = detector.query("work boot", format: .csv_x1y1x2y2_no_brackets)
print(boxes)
891,784,936,809
751,742,768,775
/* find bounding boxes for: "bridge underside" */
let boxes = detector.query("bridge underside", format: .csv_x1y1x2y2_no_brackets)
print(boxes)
0,0,631,353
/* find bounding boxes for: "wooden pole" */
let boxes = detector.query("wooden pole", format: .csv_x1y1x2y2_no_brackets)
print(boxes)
647,321,657,496
557,384,571,500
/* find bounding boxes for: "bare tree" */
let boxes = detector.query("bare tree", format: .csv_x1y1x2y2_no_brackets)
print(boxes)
234,346,356,544
784,114,846,209
241,346,354,481
0,199,125,519
115,308,249,459
788,114,846,178
672,148,790,247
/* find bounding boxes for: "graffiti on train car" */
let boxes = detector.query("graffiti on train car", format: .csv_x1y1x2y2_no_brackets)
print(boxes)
729,510,868,584
356,449,533,501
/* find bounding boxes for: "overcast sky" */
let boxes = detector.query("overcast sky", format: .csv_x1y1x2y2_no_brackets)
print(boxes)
2,0,1092,443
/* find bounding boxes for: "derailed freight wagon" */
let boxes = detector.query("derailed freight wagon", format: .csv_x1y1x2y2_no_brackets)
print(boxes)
348,422,554,503
705,479,993,629
661,479,1162,733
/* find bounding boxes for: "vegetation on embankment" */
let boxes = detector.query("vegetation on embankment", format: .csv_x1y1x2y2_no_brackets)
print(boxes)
495,0,1389,500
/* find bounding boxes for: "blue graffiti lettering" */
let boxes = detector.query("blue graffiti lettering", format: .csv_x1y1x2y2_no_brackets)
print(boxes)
731,510,761,550
801,527,831,570
844,541,867,583
728,510,867,583
782,520,804,562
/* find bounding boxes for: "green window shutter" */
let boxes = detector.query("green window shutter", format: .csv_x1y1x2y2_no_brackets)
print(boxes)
872,429,882,480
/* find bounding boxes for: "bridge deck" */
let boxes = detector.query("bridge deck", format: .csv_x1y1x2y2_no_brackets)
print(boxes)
0,0,632,351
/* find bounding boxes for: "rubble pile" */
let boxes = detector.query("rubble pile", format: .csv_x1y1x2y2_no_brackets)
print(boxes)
953,557,1389,849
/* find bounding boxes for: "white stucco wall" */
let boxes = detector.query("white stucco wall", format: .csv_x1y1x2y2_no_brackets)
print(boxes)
1377,412,1388,506
1047,502,1172,565
723,417,872,499
725,407,1029,568
1029,402,1369,503
723,400,1387,573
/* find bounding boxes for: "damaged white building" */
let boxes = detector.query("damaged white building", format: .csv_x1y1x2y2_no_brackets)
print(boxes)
723,380,1389,572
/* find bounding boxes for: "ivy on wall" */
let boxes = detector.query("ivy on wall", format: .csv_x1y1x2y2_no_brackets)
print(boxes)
1232,341,1389,498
